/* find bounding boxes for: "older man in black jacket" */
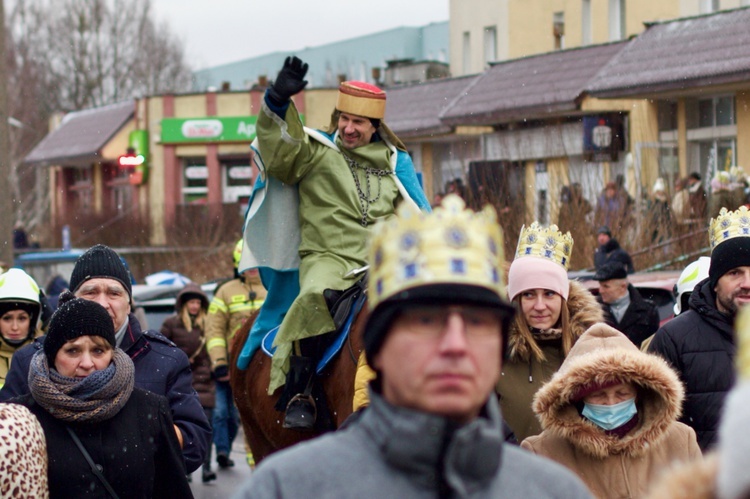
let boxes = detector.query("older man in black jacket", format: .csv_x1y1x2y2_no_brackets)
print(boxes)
649,207,750,451
594,262,659,348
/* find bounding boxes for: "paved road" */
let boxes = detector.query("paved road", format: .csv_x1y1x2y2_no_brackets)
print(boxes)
189,427,253,498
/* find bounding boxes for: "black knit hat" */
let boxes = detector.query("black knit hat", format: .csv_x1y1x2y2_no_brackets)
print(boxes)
44,298,115,365
709,237,750,289
69,245,132,303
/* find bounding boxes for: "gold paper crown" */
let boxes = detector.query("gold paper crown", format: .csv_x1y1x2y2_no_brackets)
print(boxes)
368,194,506,310
513,222,574,270
709,206,750,251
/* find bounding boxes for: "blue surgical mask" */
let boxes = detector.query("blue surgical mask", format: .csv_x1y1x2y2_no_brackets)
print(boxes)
582,397,637,430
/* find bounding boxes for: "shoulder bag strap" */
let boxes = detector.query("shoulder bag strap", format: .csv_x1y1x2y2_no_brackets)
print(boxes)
188,335,207,363
66,426,120,499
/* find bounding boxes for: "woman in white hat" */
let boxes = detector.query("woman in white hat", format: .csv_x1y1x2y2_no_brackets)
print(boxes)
0,269,42,389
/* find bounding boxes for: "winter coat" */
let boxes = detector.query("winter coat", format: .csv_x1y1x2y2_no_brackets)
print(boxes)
0,403,48,497
688,181,708,221
16,388,193,498
205,275,266,373
646,380,750,499
161,283,214,408
496,280,603,441
522,324,702,499
648,278,735,451
594,238,635,273
0,335,36,390
232,391,593,499
598,284,660,348
0,313,211,473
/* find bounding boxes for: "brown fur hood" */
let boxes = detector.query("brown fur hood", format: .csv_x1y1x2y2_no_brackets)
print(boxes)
507,280,603,361
532,323,685,459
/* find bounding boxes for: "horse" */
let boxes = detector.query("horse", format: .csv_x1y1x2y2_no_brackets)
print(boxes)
229,309,366,463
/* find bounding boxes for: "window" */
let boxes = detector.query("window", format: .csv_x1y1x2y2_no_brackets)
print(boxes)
222,159,253,205
609,0,626,41
582,0,592,45
182,157,208,204
462,31,471,74
553,12,565,50
657,101,678,131
484,26,497,65
690,96,735,129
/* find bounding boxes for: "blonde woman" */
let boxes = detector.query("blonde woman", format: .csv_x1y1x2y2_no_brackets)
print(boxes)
161,283,216,483
497,223,602,441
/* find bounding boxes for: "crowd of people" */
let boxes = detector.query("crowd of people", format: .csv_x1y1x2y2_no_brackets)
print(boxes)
2,54,750,499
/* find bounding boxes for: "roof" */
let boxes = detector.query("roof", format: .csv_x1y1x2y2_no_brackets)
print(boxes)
439,41,629,126
384,75,477,138
24,100,134,166
588,7,750,98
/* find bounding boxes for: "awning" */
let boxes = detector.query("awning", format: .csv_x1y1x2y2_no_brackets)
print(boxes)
24,100,135,167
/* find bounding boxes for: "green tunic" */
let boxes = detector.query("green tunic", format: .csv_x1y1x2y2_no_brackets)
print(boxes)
257,102,401,392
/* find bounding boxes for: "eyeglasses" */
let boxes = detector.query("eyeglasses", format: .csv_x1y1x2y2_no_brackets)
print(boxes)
397,306,503,338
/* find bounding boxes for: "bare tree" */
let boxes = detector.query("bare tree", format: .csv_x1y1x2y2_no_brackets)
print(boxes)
10,0,193,110
4,0,193,238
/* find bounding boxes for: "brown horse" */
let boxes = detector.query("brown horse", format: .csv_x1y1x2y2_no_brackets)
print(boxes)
229,310,366,463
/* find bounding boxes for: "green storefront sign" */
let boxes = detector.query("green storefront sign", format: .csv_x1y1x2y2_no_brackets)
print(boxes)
160,116,258,143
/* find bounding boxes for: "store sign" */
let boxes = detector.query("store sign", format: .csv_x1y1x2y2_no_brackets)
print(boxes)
185,166,209,179
118,129,150,186
228,166,253,179
583,113,625,162
118,153,145,167
161,116,259,143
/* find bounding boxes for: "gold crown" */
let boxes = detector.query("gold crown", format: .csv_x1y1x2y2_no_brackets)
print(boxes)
514,222,574,270
368,194,506,310
709,206,750,251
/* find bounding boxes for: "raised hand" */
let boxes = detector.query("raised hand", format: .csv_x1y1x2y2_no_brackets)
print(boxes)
268,56,309,104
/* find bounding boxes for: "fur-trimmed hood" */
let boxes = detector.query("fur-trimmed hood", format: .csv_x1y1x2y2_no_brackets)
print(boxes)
507,280,603,361
532,323,684,459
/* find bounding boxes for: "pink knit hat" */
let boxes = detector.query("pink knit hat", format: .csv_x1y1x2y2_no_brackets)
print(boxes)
507,256,570,301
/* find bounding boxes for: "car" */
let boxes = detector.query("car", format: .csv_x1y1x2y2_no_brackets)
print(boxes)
132,281,219,332
572,270,681,326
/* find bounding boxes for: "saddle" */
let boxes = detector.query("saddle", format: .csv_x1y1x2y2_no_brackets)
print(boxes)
261,275,367,374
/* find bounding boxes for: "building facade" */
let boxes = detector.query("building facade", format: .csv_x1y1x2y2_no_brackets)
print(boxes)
451,0,750,77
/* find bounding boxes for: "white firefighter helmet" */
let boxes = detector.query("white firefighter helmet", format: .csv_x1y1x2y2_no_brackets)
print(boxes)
0,268,42,340
673,256,711,315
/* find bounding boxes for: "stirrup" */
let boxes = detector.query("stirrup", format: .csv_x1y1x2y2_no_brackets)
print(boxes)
283,393,317,430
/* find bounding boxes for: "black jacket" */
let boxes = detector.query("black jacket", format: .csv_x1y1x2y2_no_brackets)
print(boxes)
598,284,660,347
16,388,193,498
0,313,211,473
648,278,736,451
594,238,635,273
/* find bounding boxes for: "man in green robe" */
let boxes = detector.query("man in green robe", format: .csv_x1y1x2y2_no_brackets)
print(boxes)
256,56,430,429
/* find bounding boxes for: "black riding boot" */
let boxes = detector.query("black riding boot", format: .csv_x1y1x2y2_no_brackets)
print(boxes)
282,356,317,430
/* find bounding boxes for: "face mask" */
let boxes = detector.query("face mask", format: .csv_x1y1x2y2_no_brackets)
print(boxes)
582,397,637,430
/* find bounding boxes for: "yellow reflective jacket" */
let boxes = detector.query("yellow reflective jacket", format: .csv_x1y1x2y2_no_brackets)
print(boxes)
206,274,266,371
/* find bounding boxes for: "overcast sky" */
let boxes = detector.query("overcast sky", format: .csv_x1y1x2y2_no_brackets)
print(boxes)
151,0,449,70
